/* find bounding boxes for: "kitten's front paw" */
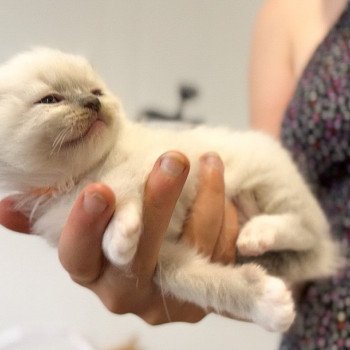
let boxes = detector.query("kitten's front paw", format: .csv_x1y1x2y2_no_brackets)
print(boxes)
102,204,142,266
237,216,277,256
252,276,295,332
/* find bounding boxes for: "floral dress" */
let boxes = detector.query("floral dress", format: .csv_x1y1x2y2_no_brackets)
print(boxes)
280,3,350,349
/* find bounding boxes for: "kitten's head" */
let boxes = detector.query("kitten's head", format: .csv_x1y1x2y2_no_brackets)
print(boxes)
0,48,121,192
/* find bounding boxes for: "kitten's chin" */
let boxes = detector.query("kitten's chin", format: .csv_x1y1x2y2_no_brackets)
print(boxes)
54,118,116,181
62,119,107,148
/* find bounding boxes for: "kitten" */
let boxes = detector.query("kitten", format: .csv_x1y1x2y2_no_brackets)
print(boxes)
0,48,341,332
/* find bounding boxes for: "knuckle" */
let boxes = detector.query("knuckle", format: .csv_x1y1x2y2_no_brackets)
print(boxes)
212,250,233,265
70,274,89,286
203,173,224,194
142,314,162,326
222,251,236,264
103,297,130,315
61,260,99,285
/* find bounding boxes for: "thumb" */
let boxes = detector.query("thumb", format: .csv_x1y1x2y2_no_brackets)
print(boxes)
0,198,30,233
58,183,116,285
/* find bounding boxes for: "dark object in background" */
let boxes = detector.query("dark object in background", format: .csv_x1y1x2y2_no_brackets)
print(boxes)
139,84,203,125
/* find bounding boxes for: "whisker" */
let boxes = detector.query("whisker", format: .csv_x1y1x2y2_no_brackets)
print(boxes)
52,128,67,149
57,126,73,153
51,127,71,156
50,115,92,156
51,132,66,155
56,128,71,152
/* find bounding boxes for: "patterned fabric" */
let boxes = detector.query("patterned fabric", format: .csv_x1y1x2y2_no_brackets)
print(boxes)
280,4,350,350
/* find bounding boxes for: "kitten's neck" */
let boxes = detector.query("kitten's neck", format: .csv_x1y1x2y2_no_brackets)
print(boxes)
26,141,114,199
39,177,77,194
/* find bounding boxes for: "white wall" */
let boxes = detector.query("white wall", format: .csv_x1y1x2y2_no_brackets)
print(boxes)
0,1,281,349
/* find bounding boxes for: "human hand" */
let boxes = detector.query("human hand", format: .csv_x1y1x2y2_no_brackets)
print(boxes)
0,151,239,324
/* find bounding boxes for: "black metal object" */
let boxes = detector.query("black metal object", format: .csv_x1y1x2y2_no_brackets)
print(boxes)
139,84,203,124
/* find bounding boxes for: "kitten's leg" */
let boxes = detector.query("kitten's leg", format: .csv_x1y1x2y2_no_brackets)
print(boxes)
102,201,142,266
157,241,295,332
237,213,316,256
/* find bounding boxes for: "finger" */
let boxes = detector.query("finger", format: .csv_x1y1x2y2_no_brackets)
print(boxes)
141,295,206,325
0,198,30,233
132,151,189,278
58,183,116,285
211,199,239,264
181,153,225,257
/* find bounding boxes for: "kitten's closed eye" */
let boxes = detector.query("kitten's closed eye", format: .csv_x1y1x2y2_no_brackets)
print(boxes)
36,94,63,104
91,89,103,97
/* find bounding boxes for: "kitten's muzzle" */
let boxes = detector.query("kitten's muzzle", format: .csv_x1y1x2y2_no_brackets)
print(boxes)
80,95,101,112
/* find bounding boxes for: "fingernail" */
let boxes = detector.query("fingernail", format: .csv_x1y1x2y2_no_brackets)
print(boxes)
83,191,108,215
160,153,186,177
201,152,224,171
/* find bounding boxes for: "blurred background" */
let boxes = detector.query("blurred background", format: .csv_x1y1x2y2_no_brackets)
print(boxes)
0,1,281,349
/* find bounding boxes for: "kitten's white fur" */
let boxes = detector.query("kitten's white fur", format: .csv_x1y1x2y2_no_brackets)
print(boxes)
0,48,341,332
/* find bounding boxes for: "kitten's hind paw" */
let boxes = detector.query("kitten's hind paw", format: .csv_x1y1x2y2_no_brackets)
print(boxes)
252,276,295,332
102,203,142,267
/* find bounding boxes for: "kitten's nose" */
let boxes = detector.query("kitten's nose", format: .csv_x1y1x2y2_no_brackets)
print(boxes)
81,95,101,112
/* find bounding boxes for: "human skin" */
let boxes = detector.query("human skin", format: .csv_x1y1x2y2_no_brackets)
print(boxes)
0,151,239,324
249,0,347,136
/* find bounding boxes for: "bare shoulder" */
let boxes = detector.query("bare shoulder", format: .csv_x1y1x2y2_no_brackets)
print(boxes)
254,0,293,28
250,0,347,136
286,0,347,77
255,0,347,77
257,0,346,27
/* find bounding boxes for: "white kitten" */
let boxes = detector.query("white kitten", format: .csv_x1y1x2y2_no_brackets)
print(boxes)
0,48,341,332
